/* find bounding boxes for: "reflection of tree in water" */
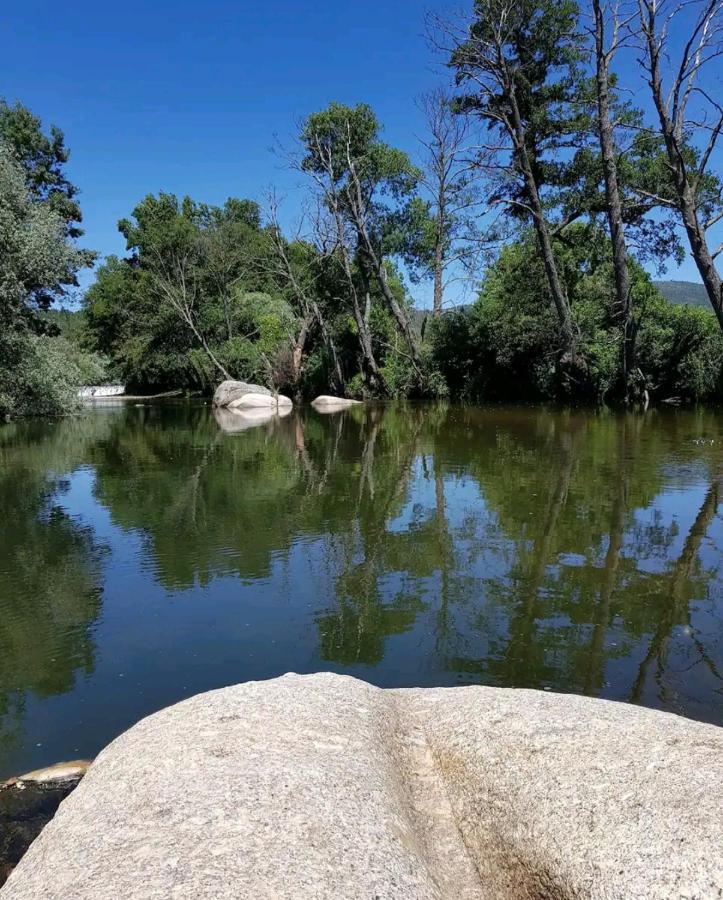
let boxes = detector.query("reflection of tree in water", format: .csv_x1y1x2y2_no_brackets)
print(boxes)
629,476,722,717
58,402,722,722
315,406,430,665
0,417,109,755
439,409,722,720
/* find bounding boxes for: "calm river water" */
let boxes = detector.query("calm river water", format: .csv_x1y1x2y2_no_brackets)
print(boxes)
0,401,721,777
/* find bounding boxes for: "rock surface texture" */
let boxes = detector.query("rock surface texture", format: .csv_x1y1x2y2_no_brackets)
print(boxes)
4,674,723,899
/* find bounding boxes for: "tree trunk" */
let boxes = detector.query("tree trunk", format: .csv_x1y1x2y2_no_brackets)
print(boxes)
507,90,575,351
357,236,423,368
644,19,723,328
432,237,444,317
351,289,387,395
290,317,311,398
310,299,344,393
594,0,635,398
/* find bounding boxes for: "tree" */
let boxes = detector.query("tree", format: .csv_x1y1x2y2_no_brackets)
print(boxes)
444,0,590,358
0,143,94,417
412,89,489,316
300,103,423,369
263,194,344,394
120,193,235,381
590,0,636,397
0,99,95,304
637,0,723,326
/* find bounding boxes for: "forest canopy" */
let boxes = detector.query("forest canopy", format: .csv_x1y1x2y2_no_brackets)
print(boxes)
2,0,723,417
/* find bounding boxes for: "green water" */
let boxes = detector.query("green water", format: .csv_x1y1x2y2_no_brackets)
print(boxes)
0,401,721,778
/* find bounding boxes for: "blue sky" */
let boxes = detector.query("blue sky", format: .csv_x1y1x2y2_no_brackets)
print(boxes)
4,0,715,304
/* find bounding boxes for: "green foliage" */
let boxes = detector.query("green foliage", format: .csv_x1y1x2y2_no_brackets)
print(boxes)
0,134,96,418
301,103,419,204
453,0,591,213
0,99,95,291
0,332,80,418
431,228,723,403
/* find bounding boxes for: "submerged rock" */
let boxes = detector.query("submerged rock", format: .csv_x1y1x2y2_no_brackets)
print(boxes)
311,395,362,411
3,674,722,899
0,761,90,888
212,380,273,408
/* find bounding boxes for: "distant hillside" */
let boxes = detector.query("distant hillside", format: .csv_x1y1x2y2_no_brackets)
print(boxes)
653,280,709,308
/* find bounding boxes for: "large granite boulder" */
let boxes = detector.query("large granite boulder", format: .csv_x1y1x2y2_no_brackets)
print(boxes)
228,392,292,410
4,674,722,899
212,380,273,408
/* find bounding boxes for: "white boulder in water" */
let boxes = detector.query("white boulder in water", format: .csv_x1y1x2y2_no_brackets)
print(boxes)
212,380,273,408
311,395,362,411
228,392,292,410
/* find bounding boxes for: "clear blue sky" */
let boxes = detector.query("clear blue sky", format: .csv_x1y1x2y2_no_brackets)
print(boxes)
4,0,712,302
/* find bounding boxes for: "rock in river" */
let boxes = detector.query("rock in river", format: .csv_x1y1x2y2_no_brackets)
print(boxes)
3,674,722,899
228,392,292,410
1,761,91,888
311,395,362,412
212,380,273,408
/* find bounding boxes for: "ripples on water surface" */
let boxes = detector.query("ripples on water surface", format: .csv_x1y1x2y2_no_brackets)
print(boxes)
0,401,721,776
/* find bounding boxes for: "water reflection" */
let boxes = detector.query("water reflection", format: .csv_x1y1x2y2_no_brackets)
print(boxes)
0,419,109,767
0,403,720,776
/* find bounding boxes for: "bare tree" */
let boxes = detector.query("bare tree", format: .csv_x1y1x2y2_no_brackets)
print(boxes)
637,0,723,326
147,244,231,381
263,193,344,394
300,134,391,394
416,88,489,316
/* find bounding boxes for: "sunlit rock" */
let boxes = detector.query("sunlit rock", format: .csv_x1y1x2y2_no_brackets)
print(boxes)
311,395,362,412
228,392,292,410
4,673,722,899
212,380,273,408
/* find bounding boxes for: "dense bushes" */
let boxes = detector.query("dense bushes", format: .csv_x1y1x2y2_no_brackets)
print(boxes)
430,229,723,404
0,103,96,419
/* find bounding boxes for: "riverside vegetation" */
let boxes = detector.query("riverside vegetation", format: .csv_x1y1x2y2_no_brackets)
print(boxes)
2,0,723,416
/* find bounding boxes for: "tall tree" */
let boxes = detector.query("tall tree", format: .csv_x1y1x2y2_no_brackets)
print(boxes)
300,103,423,369
444,0,590,359
414,89,488,316
119,193,232,381
0,99,94,306
590,0,636,397
264,194,344,393
637,0,723,326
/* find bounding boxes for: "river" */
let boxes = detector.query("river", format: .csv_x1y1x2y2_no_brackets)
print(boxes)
0,401,721,778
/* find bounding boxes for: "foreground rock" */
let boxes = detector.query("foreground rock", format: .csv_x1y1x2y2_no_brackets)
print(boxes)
311,395,362,412
1,762,90,888
4,675,722,899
